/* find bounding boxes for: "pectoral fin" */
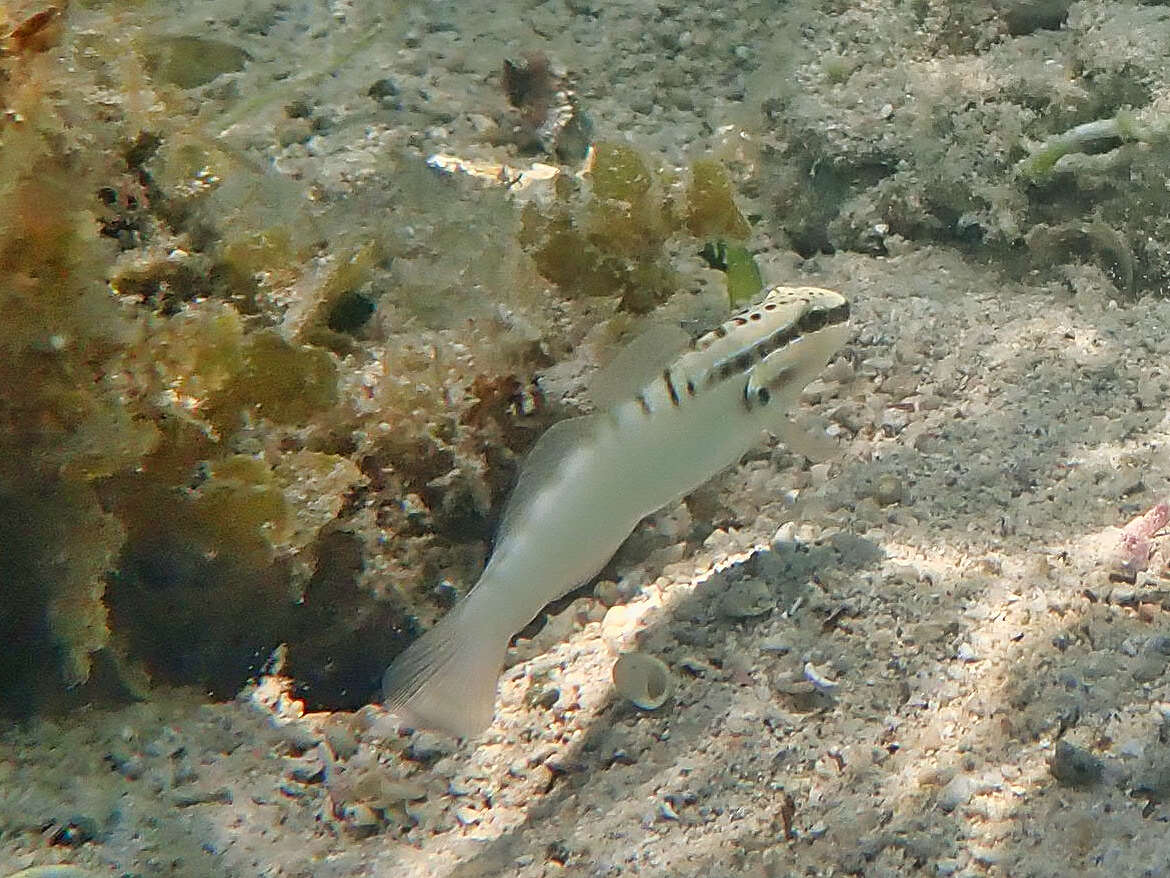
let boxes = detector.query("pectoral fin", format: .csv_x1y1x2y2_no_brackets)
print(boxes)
776,416,838,462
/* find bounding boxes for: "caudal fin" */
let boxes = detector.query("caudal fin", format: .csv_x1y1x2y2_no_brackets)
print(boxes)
381,599,508,739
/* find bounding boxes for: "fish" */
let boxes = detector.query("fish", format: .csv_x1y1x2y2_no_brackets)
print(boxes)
382,285,851,738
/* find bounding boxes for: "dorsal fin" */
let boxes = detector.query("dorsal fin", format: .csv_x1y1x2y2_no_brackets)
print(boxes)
588,323,691,410
498,414,599,537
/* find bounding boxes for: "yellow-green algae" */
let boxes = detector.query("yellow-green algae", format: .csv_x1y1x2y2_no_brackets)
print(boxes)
0,2,549,713
0,10,367,712
722,243,765,306
520,142,753,314
0,36,156,703
520,141,681,313
685,158,751,240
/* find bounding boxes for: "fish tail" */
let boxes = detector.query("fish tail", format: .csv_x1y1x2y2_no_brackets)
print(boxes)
381,596,509,739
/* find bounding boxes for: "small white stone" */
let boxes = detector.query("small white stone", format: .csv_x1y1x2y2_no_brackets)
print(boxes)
956,643,981,663
454,807,481,826
658,799,680,821
803,661,840,694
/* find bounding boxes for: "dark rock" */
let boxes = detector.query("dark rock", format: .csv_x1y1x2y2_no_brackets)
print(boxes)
1050,740,1104,788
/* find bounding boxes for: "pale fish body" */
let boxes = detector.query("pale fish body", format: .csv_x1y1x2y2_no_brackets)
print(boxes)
382,285,851,737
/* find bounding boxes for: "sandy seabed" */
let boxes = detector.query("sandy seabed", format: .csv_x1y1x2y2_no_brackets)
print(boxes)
6,1,1170,876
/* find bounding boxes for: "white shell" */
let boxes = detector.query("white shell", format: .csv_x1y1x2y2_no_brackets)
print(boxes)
612,652,673,710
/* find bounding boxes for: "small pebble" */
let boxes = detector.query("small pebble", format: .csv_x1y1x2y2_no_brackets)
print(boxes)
879,408,909,435
873,473,904,506
956,643,981,663
1049,740,1104,787
658,799,680,820
546,841,571,865
172,786,233,807
860,356,894,375
343,802,380,829
278,721,321,753
507,760,528,778
803,661,840,695
1132,654,1166,683
106,751,144,780
1119,739,1145,759
601,604,636,645
46,815,99,848
404,732,456,763
594,579,621,607
938,774,976,812
324,724,360,760
532,686,561,709
720,578,774,618
377,780,427,803
454,807,481,826
289,763,325,784
759,636,791,654
367,77,400,99
679,655,716,675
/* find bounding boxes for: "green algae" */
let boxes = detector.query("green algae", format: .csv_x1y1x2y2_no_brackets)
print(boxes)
140,35,250,89
0,23,351,710
700,240,764,306
686,159,751,240
589,141,655,201
521,144,755,313
206,332,339,432
521,141,693,313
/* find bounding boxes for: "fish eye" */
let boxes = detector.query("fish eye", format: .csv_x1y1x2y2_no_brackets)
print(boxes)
757,387,770,405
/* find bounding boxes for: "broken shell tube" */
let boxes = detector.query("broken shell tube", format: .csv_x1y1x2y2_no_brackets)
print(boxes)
612,652,673,710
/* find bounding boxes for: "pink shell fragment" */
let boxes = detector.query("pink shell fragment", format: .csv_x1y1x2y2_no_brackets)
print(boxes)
1117,500,1170,573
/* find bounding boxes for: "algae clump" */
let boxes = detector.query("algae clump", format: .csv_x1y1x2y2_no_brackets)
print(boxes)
520,144,757,312
206,331,339,432
686,159,751,240
0,38,159,703
0,13,354,711
520,141,681,313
